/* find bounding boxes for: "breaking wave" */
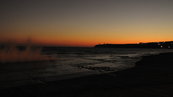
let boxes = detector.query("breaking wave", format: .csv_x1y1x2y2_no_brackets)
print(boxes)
0,42,56,63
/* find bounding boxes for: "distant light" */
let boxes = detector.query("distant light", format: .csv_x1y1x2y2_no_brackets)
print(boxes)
160,45,163,48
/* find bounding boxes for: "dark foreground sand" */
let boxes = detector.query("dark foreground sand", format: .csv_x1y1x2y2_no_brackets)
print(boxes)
1,52,173,97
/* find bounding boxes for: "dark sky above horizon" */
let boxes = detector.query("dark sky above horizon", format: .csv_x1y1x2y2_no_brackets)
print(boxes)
1,0,173,46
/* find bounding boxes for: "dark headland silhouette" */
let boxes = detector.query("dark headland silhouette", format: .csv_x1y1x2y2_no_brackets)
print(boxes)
95,41,173,48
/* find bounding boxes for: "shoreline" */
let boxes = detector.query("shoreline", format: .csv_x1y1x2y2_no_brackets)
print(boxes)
1,52,173,97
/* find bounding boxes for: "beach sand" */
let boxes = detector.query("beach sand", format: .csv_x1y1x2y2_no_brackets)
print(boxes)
1,52,173,97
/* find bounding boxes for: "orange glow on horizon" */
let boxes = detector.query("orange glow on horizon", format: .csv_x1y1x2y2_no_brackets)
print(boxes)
1,38,171,47
1,30,173,47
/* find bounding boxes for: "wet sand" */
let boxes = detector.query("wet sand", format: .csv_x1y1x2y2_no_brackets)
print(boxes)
1,52,173,97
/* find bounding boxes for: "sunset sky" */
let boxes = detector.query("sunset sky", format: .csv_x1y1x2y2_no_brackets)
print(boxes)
1,0,173,47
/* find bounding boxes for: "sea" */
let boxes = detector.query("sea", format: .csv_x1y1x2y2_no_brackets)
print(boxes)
0,47,173,89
